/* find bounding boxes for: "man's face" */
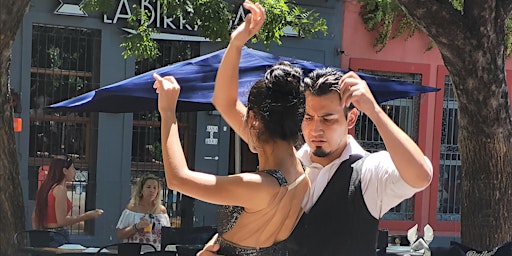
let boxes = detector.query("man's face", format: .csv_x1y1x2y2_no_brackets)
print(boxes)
302,91,351,165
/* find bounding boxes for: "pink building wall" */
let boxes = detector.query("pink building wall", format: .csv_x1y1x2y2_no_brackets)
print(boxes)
341,1,512,99
341,1,444,71
340,0,512,236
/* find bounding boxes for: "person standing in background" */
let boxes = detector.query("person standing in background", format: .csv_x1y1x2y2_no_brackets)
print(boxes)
116,173,170,251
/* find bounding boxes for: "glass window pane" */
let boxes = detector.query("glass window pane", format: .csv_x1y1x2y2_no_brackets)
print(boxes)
437,76,461,221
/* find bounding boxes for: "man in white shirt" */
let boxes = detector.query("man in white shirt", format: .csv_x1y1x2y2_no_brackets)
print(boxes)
283,68,432,255
199,68,432,255
299,68,432,219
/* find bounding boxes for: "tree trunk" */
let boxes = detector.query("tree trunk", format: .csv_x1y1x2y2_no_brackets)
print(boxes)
397,0,512,250
452,66,512,249
0,0,30,255
448,53,512,250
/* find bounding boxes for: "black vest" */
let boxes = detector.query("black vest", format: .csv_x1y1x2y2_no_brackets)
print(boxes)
286,154,379,256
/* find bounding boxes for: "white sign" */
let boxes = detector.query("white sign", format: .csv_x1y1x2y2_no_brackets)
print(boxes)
103,0,248,41
205,125,218,145
54,0,88,16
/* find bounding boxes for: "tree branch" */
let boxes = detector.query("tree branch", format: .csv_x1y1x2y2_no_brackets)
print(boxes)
467,0,512,21
465,1,509,38
465,0,493,21
396,0,470,65
498,0,512,18
397,0,467,42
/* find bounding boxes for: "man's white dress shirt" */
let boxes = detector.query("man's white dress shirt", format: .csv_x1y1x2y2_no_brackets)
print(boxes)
298,135,432,219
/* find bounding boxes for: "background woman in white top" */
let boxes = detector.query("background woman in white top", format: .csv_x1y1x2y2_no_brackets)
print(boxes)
116,173,170,251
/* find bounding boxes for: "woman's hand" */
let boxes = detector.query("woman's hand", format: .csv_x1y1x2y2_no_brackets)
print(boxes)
212,0,265,144
153,73,180,114
83,209,103,220
229,0,266,48
136,217,152,232
197,243,221,256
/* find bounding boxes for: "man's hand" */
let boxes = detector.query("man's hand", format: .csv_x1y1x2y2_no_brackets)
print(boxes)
196,244,221,256
339,71,379,117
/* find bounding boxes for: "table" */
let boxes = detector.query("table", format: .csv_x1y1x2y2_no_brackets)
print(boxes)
384,246,425,256
17,246,117,255
175,244,204,256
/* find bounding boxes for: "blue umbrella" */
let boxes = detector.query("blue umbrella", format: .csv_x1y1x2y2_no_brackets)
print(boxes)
47,47,439,113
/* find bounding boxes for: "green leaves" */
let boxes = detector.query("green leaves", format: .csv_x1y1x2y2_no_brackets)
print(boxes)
120,5,160,60
82,0,328,60
191,0,234,42
255,0,328,47
506,19,512,57
358,0,416,52
81,0,117,13
358,0,512,56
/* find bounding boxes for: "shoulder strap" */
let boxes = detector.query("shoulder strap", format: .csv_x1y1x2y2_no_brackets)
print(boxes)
261,169,288,186
288,173,307,190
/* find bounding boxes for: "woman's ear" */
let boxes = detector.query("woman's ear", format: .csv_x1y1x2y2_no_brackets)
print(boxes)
346,108,359,129
247,111,259,128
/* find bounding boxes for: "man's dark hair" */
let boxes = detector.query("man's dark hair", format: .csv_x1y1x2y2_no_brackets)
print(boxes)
303,68,355,115
303,68,344,96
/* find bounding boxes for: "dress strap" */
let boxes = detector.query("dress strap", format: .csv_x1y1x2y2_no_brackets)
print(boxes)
261,169,288,186
287,173,306,190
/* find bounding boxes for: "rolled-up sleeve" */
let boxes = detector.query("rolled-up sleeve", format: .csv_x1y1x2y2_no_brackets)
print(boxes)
361,151,432,219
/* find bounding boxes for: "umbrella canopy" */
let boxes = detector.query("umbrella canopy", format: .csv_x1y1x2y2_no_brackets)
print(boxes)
47,47,439,113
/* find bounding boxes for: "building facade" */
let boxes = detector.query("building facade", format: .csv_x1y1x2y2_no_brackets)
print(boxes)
13,0,496,248
11,0,343,245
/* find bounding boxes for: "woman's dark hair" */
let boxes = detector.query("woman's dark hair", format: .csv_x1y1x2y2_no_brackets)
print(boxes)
246,61,304,143
33,156,73,229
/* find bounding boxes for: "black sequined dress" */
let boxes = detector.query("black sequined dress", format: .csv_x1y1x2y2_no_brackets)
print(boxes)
215,170,291,256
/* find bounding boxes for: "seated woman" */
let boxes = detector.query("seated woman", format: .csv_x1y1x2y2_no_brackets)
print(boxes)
32,156,103,244
153,2,309,255
116,173,170,251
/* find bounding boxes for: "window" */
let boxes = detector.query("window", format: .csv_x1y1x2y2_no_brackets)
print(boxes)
29,24,101,235
355,70,422,221
437,76,461,221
